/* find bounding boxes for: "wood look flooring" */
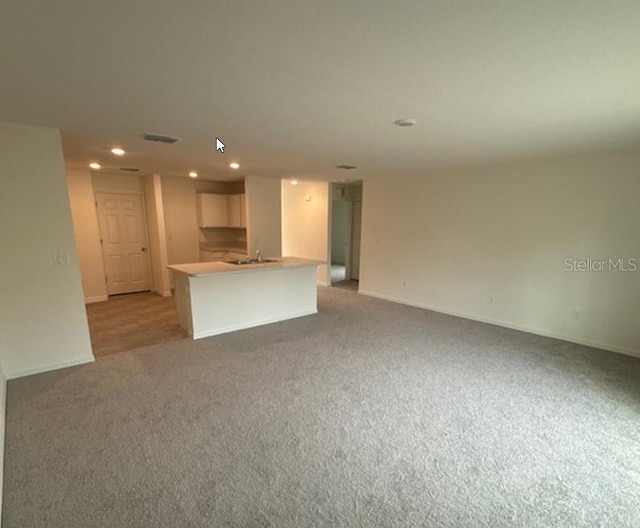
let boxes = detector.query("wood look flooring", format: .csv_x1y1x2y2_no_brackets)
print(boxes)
85,291,187,358
331,279,359,292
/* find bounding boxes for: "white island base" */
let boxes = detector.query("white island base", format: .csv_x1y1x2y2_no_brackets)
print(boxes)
169,257,322,339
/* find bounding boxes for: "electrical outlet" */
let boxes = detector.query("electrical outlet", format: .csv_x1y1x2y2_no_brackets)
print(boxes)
402,279,407,288
571,309,580,320
487,294,495,304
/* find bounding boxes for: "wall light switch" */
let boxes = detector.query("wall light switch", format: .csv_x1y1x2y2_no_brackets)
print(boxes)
53,253,69,266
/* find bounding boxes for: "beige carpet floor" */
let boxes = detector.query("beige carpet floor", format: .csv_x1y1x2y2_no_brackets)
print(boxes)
4,287,640,527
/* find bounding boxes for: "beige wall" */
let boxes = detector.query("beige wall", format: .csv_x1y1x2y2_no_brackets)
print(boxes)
281,180,329,284
92,172,144,194
0,121,94,378
144,174,171,296
360,152,640,356
161,176,199,265
246,176,282,258
66,169,108,302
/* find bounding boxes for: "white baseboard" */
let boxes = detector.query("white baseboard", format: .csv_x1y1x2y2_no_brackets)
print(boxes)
85,295,108,304
359,289,640,360
0,366,6,526
6,356,95,380
193,309,318,340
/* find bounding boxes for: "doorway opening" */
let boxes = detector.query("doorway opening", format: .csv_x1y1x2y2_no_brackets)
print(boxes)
329,181,362,292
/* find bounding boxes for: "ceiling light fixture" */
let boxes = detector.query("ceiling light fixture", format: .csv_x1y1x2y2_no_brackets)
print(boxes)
189,171,198,178
89,162,101,169
291,179,299,185
111,147,126,156
229,162,240,170
393,118,417,127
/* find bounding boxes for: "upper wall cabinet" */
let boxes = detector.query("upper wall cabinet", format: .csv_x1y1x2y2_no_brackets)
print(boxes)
227,193,246,228
197,193,246,228
197,193,228,227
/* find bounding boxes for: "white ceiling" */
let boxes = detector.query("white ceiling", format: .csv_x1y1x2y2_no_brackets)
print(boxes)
1,1,639,181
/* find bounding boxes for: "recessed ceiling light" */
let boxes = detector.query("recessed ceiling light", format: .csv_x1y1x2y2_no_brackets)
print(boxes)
291,179,299,185
89,162,101,169
393,118,417,127
189,171,198,178
229,162,240,170
111,147,126,156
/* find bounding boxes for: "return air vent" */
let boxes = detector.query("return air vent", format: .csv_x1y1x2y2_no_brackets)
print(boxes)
119,167,140,172
141,132,182,144
336,164,357,170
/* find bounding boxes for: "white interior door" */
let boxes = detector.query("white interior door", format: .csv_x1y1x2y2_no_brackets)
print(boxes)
96,193,151,295
349,200,362,280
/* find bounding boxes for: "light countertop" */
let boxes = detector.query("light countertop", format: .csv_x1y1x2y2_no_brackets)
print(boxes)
167,257,324,277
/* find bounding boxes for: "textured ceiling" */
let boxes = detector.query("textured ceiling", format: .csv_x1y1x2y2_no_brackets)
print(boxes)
1,0,639,181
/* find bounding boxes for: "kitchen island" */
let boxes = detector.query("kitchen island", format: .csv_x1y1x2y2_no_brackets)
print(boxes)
168,257,323,339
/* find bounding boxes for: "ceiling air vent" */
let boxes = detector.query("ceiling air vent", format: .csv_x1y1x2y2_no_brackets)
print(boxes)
119,167,140,172
141,132,182,144
336,164,357,170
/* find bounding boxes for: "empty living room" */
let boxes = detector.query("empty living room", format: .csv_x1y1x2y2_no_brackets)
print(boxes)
0,1,638,527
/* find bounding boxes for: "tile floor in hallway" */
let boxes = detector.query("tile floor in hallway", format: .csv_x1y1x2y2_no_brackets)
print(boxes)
85,291,187,358
330,264,358,291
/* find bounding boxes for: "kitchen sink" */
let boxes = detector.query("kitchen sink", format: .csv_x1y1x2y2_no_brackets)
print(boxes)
228,258,280,265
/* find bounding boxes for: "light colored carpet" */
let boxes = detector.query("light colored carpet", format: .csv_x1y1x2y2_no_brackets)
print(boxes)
4,287,640,527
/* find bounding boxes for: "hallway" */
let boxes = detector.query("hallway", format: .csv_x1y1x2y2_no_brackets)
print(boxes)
330,264,358,292
85,292,187,358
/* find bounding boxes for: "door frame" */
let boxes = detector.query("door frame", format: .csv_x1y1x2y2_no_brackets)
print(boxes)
328,181,363,286
344,199,354,280
347,197,362,281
